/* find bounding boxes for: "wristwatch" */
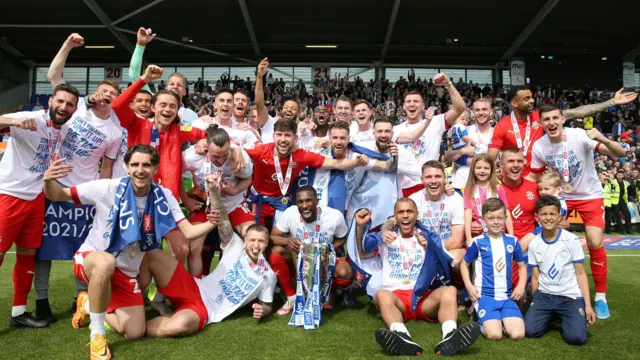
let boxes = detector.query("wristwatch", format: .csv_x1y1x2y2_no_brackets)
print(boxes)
85,97,96,108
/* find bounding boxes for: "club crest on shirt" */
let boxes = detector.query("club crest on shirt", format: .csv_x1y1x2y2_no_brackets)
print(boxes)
506,244,514,253
561,248,570,258
526,191,535,200
532,121,540,129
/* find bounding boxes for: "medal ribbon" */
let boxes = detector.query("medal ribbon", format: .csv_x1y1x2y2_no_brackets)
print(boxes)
510,111,531,156
45,119,64,165
273,150,294,197
561,134,570,184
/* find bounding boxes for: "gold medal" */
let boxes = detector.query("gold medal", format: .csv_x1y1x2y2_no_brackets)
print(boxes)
564,184,572,192
281,196,289,205
403,278,410,285
129,249,137,259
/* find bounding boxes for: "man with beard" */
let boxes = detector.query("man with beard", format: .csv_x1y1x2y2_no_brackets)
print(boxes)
245,118,369,227
270,186,350,315
346,117,421,227
488,86,637,177
499,147,539,293
37,33,124,324
394,74,466,194
256,58,299,144
444,98,495,192
0,84,79,328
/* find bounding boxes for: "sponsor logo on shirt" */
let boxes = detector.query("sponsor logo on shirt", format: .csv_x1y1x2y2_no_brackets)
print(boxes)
548,263,559,279
512,204,523,219
495,257,506,272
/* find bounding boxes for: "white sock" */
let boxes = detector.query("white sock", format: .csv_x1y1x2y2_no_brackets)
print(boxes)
390,322,410,336
89,312,106,339
11,305,26,317
442,320,457,339
153,293,165,303
84,300,91,314
595,292,607,303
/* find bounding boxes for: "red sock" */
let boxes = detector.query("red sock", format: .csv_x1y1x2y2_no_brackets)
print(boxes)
13,254,35,306
267,253,295,297
589,246,608,293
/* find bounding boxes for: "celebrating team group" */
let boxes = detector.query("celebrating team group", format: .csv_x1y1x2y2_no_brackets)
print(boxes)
0,28,636,359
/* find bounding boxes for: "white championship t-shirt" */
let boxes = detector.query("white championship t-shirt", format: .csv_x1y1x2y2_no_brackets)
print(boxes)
0,110,59,200
192,118,260,149
196,233,276,324
350,128,376,144
380,234,425,291
528,229,584,299
452,125,493,189
59,98,122,187
298,132,331,156
260,115,276,144
394,114,447,166
71,178,185,276
409,191,464,242
275,205,348,245
531,128,603,200
183,146,253,212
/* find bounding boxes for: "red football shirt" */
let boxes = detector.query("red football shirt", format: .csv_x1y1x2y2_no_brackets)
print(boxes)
502,178,539,239
245,143,325,197
489,111,543,176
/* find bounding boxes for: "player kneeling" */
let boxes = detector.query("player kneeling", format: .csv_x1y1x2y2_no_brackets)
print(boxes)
525,195,596,345
460,198,527,341
140,175,276,337
355,199,480,356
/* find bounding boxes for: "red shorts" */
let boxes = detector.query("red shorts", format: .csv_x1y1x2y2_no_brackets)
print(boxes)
566,198,605,229
0,192,45,252
392,288,437,322
402,184,425,198
191,202,254,227
73,252,144,313
160,263,208,332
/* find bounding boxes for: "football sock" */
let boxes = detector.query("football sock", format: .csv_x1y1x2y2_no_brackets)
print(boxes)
13,254,35,309
589,247,607,293
442,320,457,339
390,322,410,337
267,253,295,297
90,312,106,339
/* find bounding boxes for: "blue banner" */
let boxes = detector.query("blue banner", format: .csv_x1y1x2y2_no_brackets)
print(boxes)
37,199,95,260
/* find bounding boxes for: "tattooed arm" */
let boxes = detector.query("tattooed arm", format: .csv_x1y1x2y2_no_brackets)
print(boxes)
206,174,235,247
564,88,638,120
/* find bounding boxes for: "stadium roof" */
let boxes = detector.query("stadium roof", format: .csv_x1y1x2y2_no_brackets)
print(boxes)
1,0,639,67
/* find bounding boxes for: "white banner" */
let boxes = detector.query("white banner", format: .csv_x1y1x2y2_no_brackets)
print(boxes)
104,66,123,82
622,61,635,89
510,59,525,86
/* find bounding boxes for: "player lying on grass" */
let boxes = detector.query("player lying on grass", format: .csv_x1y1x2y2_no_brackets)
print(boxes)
355,198,481,356
43,144,219,359
137,173,276,337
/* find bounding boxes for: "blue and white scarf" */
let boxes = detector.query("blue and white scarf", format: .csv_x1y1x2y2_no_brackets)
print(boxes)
347,216,453,305
291,142,390,213
105,177,176,253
